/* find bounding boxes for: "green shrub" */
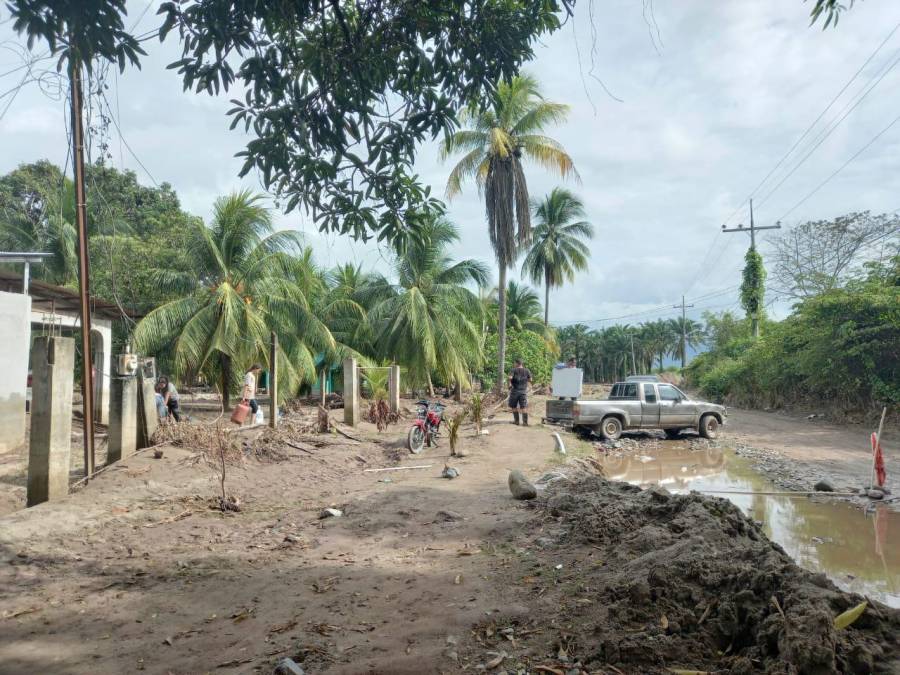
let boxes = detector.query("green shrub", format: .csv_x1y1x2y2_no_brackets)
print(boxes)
479,329,557,386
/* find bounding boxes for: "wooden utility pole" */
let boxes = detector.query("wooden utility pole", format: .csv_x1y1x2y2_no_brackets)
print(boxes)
722,199,781,339
269,332,278,429
629,333,637,375
672,295,694,369
69,47,95,477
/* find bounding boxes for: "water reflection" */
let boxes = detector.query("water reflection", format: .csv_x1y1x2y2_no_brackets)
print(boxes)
597,443,900,608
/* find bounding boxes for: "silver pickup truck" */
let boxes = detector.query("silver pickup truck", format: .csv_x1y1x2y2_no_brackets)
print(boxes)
545,381,726,441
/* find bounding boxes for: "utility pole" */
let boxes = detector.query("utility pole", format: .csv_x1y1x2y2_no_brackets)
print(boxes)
672,295,694,370
629,333,637,376
69,46,95,477
722,199,781,339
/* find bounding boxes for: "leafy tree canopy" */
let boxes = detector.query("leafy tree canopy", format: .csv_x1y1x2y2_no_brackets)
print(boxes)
158,0,574,250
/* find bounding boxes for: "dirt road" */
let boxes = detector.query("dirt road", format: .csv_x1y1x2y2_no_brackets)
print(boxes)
1,400,897,674
726,407,898,495
0,405,584,674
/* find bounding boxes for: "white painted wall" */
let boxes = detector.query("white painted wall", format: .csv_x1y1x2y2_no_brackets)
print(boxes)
0,291,31,452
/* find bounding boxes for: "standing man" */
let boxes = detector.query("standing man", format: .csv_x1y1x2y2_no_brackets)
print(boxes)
508,358,533,426
242,363,263,423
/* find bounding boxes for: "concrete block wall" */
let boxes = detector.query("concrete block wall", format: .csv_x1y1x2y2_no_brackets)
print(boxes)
0,291,31,453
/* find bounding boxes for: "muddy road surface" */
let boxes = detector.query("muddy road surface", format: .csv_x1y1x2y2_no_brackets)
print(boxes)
0,399,898,674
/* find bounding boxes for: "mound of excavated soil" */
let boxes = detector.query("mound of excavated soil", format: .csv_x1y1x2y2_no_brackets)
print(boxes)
466,475,900,674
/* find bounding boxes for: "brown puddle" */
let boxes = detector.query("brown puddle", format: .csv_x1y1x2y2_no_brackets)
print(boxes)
596,442,900,608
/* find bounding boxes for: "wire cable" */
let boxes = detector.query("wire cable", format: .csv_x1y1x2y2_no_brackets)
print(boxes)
776,110,900,222
719,19,900,227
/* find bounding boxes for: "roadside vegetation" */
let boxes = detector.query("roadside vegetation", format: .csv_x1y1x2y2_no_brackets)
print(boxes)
687,253,899,413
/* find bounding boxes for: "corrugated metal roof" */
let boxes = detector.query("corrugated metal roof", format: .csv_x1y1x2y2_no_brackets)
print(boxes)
0,269,143,320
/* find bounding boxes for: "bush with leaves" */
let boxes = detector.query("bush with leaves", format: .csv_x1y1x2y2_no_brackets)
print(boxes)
688,257,899,412
479,329,557,387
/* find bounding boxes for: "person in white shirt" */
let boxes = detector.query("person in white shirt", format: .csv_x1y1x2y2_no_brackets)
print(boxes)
242,363,262,420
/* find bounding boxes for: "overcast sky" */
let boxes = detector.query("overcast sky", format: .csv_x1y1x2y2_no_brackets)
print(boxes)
2,1,899,328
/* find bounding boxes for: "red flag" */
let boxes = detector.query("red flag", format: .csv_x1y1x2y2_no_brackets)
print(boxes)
871,432,887,488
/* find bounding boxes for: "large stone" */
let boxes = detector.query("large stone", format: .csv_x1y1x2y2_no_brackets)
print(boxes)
813,480,834,492
273,658,305,675
508,470,537,500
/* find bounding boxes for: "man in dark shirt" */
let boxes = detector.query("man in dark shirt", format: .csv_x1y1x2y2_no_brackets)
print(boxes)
508,358,533,426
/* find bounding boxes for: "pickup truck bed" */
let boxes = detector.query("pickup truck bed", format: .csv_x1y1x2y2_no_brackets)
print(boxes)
544,381,726,441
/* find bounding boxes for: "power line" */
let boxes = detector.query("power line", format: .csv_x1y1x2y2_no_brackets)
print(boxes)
755,48,900,212
720,20,900,227
776,110,900,222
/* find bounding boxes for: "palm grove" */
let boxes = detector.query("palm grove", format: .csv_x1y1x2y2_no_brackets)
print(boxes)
2,0,895,412
0,74,597,400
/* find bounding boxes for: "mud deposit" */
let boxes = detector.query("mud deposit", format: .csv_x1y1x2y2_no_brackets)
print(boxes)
465,474,900,674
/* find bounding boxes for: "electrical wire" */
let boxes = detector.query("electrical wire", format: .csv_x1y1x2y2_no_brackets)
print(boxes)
755,49,900,213
719,20,900,229
776,109,900,222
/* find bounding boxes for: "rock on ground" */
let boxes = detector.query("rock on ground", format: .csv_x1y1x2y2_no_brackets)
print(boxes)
508,470,537,500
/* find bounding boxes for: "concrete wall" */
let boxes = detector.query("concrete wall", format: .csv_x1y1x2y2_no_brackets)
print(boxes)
29,311,112,425
0,291,31,453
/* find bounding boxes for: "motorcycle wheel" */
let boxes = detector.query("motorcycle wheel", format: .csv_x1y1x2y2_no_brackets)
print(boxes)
407,426,425,454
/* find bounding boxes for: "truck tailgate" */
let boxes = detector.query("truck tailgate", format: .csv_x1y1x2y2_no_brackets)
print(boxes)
546,399,574,422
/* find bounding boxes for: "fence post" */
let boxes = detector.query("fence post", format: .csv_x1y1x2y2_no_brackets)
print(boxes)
343,357,359,426
27,336,74,506
388,364,401,414
269,332,278,429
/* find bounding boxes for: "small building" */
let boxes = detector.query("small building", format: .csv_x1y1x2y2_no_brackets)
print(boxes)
0,268,134,453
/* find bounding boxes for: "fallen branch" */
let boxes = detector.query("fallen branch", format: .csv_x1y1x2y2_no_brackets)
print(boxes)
332,424,364,443
363,465,433,473
285,441,316,455
143,509,192,528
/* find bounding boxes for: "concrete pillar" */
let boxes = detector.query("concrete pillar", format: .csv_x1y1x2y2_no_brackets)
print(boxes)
388,365,401,414
27,336,75,507
343,357,359,427
89,321,113,425
0,291,31,453
137,374,158,448
107,372,138,464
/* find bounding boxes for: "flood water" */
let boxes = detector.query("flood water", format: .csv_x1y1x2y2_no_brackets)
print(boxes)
596,441,900,608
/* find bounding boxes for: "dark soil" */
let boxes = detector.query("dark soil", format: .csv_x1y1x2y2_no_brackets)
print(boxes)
458,472,900,674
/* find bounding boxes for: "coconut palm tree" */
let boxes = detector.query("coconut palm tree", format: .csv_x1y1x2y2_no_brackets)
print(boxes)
668,317,704,369
367,215,489,395
133,190,333,405
442,74,577,390
500,280,554,340
522,188,594,325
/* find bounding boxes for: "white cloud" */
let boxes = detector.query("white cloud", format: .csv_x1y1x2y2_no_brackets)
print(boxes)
2,0,899,327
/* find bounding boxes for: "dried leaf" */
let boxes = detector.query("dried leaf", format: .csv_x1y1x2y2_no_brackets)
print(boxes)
660,614,669,630
834,601,867,630
485,651,507,669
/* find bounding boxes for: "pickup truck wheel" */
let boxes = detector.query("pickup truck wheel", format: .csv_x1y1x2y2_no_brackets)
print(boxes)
700,414,720,440
599,417,623,441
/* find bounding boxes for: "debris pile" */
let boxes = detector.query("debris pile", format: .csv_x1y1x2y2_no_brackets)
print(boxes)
469,473,900,673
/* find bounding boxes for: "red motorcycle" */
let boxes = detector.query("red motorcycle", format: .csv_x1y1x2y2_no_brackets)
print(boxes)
407,400,446,454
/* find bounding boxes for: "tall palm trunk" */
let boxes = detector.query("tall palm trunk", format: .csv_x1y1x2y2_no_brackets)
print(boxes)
496,265,508,392
543,269,550,325
427,373,435,398
221,354,232,408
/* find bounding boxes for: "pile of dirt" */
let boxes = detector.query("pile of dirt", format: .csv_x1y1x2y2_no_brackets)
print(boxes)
466,473,900,674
